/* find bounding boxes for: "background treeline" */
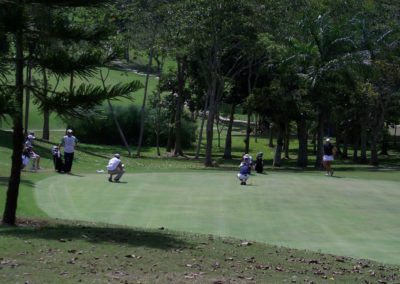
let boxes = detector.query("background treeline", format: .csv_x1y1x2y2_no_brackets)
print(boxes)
69,104,197,147
1,0,400,225
1,0,400,168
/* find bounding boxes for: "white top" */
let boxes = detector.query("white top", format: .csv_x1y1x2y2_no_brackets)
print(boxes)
61,135,78,153
25,139,33,148
107,157,121,171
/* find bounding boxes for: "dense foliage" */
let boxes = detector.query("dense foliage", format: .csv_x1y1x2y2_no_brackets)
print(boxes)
66,105,197,147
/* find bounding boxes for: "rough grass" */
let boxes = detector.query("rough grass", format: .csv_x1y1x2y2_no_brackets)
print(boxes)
1,219,400,283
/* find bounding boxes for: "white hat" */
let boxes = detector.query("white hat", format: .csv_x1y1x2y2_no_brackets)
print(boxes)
114,153,120,158
27,134,35,139
67,129,73,133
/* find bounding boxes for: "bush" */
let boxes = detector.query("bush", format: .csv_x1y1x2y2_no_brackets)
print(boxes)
65,105,197,148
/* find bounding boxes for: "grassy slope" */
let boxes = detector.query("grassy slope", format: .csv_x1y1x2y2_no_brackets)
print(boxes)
0,66,155,131
1,130,400,283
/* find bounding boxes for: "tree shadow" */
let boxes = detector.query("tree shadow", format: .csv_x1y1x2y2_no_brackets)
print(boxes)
1,221,189,250
0,130,12,149
0,177,35,187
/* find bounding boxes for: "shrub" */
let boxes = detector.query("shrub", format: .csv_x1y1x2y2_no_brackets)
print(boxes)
65,105,197,147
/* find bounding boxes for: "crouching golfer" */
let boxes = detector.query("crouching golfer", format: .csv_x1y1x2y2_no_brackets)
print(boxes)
107,153,125,183
238,156,251,185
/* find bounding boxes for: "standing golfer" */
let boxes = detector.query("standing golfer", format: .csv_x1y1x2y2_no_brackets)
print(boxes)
107,153,125,182
323,138,336,176
59,129,78,174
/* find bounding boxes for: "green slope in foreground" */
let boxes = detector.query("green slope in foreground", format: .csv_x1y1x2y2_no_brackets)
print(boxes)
35,171,400,265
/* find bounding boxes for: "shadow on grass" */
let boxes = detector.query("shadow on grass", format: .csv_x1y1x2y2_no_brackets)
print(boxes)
0,177,35,188
0,130,12,149
1,222,188,250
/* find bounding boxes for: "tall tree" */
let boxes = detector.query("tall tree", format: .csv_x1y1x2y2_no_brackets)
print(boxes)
1,0,140,225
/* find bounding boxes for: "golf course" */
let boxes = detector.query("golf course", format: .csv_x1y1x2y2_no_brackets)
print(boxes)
2,0,400,282
34,170,400,265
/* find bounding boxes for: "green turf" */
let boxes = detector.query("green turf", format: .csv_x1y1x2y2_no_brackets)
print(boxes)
34,171,400,265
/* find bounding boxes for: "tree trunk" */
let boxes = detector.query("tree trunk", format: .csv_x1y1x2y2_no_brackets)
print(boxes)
380,122,389,155
107,99,132,156
244,112,251,153
205,79,217,167
254,114,258,143
352,130,359,162
3,28,24,225
284,121,290,159
173,55,186,156
360,125,368,163
195,95,209,159
273,122,284,167
268,123,274,147
223,104,235,160
314,112,324,168
296,117,308,167
342,136,348,159
216,113,221,148
370,135,379,166
370,97,387,166
154,56,164,157
70,71,74,93
124,42,130,63
166,110,175,153
24,59,32,136
43,107,50,140
42,68,50,140
136,47,153,157
100,69,131,156
312,131,317,155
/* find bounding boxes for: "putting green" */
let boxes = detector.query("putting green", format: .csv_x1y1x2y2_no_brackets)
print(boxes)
35,171,400,264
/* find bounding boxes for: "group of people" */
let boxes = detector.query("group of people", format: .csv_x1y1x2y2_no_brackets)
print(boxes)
22,129,78,174
237,152,264,185
237,137,337,185
22,129,335,184
21,128,125,183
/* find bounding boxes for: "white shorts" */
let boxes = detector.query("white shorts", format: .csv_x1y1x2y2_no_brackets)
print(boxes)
323,155,334,162
237,173,249,181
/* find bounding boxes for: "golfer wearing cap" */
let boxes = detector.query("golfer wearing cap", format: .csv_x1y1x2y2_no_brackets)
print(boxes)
323,138,336,176
106,153,125,182
24,132,41,170
59,129,78,173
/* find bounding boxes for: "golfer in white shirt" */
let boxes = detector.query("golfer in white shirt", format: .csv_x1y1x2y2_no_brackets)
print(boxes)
107,153,125,182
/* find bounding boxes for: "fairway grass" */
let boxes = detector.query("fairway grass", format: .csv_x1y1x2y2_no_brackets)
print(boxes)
35,171,400,265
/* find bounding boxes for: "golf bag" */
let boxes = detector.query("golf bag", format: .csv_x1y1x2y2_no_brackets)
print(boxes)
52,146,64,173
255,152,264,173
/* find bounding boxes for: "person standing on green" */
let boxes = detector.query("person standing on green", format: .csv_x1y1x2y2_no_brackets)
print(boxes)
59,129,78,174
323,138,336,176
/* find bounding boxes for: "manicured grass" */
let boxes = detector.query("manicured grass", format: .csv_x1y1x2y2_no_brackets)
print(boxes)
1,130,400,282
34,171,400,265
